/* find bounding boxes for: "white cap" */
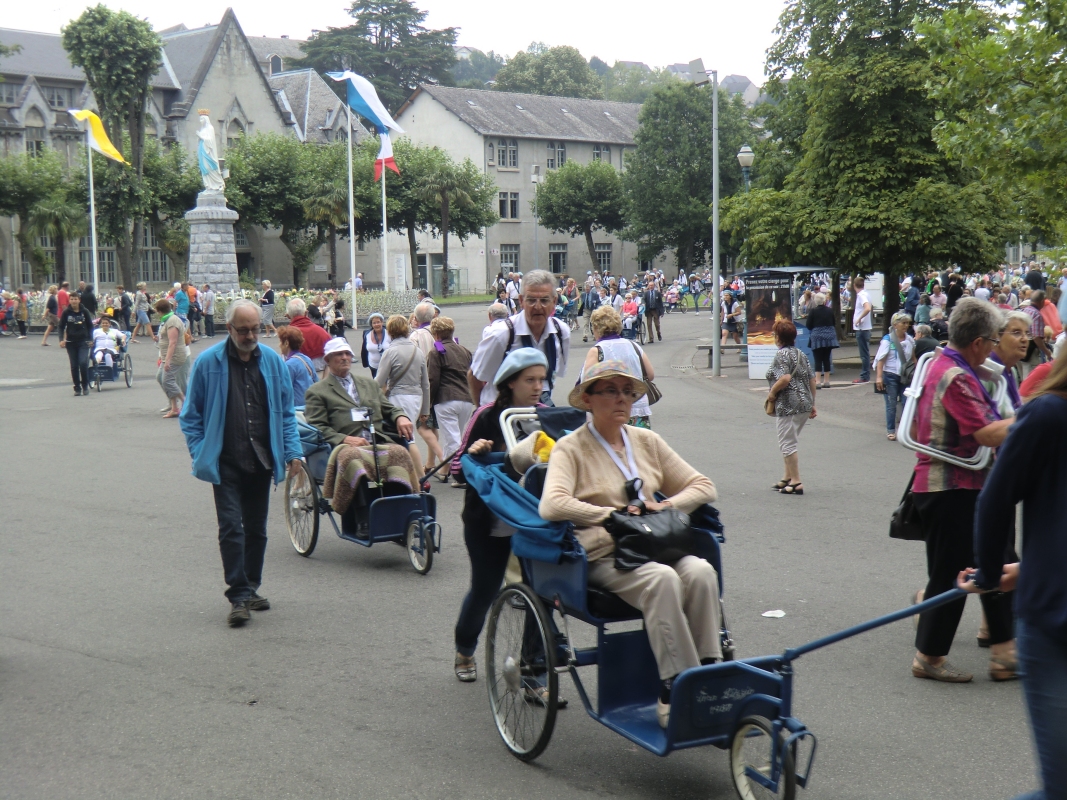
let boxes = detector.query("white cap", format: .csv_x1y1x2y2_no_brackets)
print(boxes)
323,337,354,358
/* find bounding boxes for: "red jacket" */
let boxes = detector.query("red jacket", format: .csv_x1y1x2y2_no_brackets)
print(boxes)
288,314,331,360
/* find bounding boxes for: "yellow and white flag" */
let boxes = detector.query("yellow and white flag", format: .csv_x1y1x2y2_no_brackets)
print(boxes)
67,109,129,165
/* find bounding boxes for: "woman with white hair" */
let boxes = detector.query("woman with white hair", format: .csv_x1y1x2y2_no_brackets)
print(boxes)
376,314,430,483
874,312,915,440
259,280,277,337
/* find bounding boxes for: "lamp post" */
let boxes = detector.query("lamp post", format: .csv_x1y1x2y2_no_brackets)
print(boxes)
532,164,542,273
736,145,755,364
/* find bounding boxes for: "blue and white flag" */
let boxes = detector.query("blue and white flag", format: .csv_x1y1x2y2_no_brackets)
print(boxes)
326,71,404,134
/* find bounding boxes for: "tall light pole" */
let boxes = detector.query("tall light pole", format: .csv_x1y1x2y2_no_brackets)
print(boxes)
690,59,722,376
737,144,755,363
532,164,542,273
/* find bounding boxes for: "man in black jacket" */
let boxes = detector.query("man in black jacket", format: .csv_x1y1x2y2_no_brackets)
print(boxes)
644,280,664,342
59,293,95,395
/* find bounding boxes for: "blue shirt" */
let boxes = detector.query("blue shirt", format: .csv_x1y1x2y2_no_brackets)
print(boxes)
285,352,316,407
175,290,190,316
974,395,1067,641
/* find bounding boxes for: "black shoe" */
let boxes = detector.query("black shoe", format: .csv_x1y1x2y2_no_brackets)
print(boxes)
248,593,270,611
74,388,81,396
228,600,251,627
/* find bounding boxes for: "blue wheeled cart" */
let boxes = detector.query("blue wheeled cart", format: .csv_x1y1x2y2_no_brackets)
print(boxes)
462,447,967,797
284,418,441,574
88,333,133,391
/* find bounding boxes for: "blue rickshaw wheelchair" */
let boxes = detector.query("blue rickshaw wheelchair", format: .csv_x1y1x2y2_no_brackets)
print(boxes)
463,409,969,798
283,417,441,574
88,333,133,391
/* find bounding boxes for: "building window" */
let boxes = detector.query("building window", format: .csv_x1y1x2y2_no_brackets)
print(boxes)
487,141,495,165
640,259,655,272
595,243,612,272
549,243,567,274
23,236,56,285
25,126,45,157
0,83,18,105
499,192,520,219
500,244,519,271
41,85,73,110
547,141,566,169
234,227,249,248
78,237,116,284
496,138,517,168
357,239,365,252
139,227,170,283
593,144,611,163
226,119,245,150
269,55,283,75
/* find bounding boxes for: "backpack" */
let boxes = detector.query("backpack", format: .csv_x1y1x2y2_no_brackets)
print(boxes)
504,316,564,389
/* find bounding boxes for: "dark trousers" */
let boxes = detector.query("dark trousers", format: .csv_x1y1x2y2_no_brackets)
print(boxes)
16,319,27,336
211,461,272,603
66,341,90,390
811,347,833,373
645,311,662,339
205,315,215,337
914,489,1014,656
455,522,512,656
121,309,131,331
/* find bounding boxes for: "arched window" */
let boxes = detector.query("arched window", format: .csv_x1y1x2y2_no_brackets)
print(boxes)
269,55,282,75
594,144,611,163
226,119,245,149
24,107,46,157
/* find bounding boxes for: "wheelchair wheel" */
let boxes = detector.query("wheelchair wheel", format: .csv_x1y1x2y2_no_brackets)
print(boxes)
486,583,558,761
94,369,103,392
405,520,433,574
637,316,646,345
123,354,133,387
284,461,319,556
730,716,796,800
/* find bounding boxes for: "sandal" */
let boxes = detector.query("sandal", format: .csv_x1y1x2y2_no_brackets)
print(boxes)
989,655,1019,682
912,657,973,682
772,479,790,491
781,482,804,495
887,433,897,441
454,653,477,682
523,684,568,708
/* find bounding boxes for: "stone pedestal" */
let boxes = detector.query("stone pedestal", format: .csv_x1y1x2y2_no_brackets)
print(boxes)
184,191,240,293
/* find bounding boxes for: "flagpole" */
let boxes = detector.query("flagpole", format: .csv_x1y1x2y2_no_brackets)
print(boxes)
380,147,389,293
85,130,101,293
346,107,357,329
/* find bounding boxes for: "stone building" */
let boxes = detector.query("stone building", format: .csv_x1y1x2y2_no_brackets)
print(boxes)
0,10,371,291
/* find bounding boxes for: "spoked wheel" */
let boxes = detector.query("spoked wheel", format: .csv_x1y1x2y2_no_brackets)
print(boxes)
730,716,796,800
405,520,433,574
679,299,688,314
637,316,646,345
94,369,103,392
284,460,319,556
486,583,558,761
123,354,133,387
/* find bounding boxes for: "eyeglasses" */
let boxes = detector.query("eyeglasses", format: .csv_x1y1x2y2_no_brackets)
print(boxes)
1004,329,1032,339
979,336,1000,346
230,326,259,337
523,296,554,307
590,387,640,400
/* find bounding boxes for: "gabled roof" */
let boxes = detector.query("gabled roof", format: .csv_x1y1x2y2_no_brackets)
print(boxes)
269,68,369,144
0,27,179,89
400,85,642,145
248,36,306,67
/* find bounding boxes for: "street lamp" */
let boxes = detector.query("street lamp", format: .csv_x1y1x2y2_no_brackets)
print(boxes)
737,145,754,191
690,58,722,376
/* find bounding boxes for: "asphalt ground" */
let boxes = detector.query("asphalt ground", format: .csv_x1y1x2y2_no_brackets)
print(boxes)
0,307,1035,799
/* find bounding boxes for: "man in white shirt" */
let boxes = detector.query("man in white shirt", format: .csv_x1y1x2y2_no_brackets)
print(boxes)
852,276,873,383
506,273,521,306
200,284,216,338
483,303,509,339
468,269,570,406
974,279,991,302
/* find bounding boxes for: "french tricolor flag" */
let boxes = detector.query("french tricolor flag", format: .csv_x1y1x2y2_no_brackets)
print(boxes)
327,70,404,180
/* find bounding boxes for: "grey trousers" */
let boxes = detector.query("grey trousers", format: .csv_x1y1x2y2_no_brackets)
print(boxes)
588,555,722,679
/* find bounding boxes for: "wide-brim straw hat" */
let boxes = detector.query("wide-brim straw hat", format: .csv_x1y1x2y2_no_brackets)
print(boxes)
568,360,651,411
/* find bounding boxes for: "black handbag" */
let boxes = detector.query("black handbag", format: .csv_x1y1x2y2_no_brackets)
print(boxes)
889,472,924,541
604,508,700,570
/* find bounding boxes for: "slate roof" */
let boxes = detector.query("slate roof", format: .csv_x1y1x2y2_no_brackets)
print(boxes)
0,27,179,89
403,85,642,145
248,36,306,68
269,68,369,144
159,25,219,93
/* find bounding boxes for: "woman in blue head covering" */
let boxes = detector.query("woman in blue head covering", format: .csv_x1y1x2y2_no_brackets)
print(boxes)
452,348,548,684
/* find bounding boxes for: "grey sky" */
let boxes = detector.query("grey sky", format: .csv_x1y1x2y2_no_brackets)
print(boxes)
2,0,784,83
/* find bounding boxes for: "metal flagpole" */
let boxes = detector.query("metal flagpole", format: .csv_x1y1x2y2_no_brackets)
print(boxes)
346,108,357,328
86,131,100,292
380,152,389,293
711,69,721,377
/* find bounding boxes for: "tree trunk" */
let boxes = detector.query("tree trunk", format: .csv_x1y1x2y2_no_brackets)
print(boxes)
881,268,901,334
440,198,450,298
584,227,598,273
407,225,419,289
832,271,843,341
54,234,67,285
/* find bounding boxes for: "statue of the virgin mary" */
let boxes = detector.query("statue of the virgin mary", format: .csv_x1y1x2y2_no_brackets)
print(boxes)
196,112,226,193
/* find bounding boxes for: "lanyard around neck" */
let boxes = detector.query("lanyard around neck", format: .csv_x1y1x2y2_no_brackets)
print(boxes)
587,422,646,501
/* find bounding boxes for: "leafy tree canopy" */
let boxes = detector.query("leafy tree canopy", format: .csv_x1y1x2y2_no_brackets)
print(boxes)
602,62,681,104
493,45,603,99
535,159,625,271
299,0,457,112
588,56,610,77
450,49,506,89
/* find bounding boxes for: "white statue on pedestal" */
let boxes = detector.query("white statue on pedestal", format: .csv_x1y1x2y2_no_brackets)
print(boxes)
196,112,225,193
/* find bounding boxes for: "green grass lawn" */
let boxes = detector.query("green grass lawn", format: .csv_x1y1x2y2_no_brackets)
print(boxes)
435,293,496,306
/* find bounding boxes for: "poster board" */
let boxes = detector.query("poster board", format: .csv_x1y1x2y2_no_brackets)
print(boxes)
746,273,794,379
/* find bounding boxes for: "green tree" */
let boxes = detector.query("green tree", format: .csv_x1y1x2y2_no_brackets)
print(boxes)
29,196,88,284
494,45,603,99
623,82,751,270
387,140,449,286
602,63,680,104
0,150,66,286
142,139,203,274
588,56,610,77
450,49,506,89
304,176,350,287
534,159,625,271
299,0,457,112
918,1,1067,234
62,6,162,287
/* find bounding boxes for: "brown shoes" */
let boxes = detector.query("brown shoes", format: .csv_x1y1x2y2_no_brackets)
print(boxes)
912,657,973,682
989,655,1019,682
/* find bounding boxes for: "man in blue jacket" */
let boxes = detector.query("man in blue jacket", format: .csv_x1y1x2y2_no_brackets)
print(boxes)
180,299,303,627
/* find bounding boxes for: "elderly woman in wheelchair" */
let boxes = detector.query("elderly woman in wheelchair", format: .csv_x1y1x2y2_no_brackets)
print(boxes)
91,315,126,368
539,360,720,728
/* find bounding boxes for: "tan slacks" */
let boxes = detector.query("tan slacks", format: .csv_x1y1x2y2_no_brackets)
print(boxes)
588,555,722,680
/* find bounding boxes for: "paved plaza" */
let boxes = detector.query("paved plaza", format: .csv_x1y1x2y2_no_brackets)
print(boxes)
1,305,1035,799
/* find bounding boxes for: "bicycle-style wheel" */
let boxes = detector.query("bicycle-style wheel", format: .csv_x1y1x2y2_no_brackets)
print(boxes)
405,520,433,574
486,583,558,761
123,354,133,387
730,716,796,800
284,461,319,556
